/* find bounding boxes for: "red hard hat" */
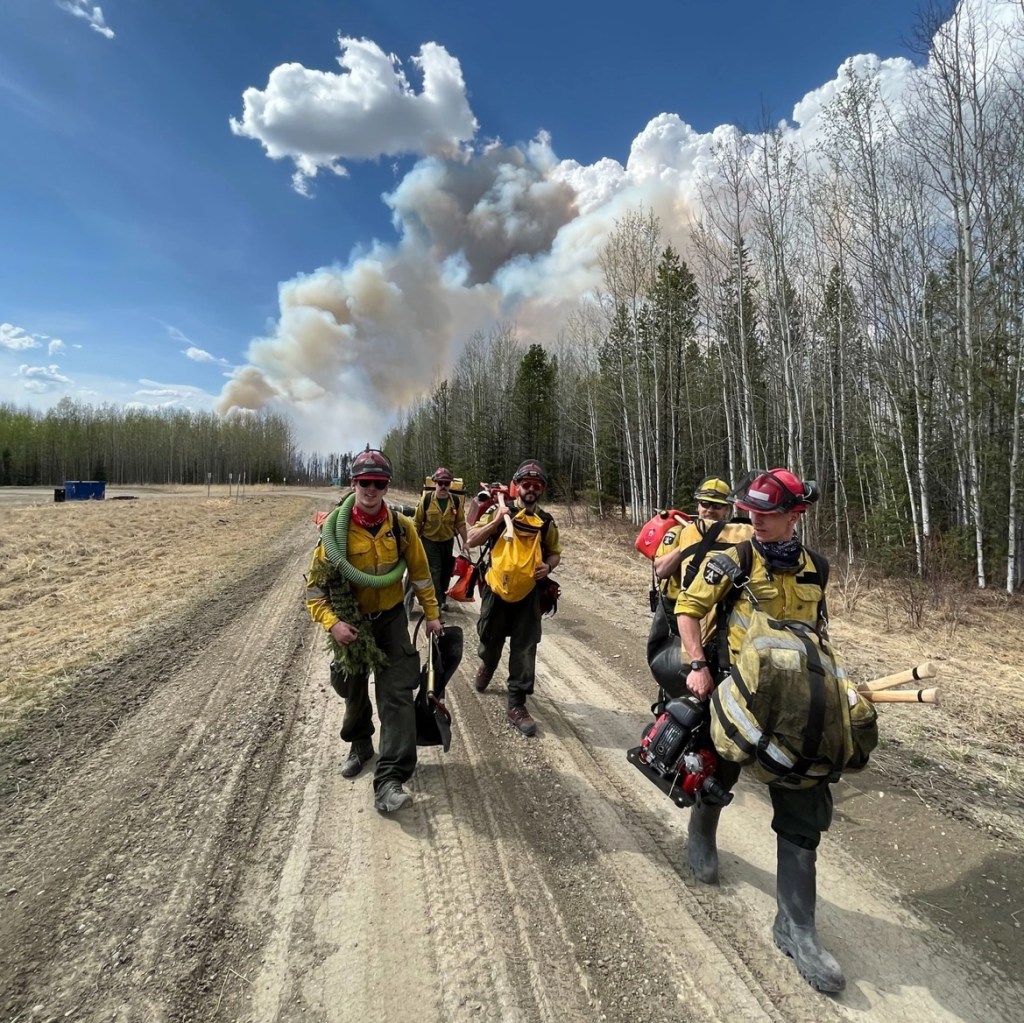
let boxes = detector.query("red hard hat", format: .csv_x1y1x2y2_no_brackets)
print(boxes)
432,467,453,483
512,459,547,486
734,468,813,513
350,446,393,481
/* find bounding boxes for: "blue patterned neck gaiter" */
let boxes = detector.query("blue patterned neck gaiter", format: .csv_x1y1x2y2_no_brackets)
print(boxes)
753,534,803,572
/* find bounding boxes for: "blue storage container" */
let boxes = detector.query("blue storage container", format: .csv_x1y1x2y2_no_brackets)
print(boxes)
64,480,106,501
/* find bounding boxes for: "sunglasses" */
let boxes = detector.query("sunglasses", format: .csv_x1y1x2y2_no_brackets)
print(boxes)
697,500,722,510
518,479,544,491
355,479,388,490
435,481,451,487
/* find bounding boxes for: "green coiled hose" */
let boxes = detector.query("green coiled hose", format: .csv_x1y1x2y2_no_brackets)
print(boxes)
321,492,407,587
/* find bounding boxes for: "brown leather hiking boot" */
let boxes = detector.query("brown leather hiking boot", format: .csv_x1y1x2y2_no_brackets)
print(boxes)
473,664,494,692
507,705,537,736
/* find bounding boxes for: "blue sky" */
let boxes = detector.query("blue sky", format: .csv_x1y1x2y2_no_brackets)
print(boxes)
1,0,935,451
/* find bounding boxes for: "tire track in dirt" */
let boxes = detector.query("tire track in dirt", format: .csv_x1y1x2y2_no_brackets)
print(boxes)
412,604,780,1023
539,590,1024,1023
0,520,315,1022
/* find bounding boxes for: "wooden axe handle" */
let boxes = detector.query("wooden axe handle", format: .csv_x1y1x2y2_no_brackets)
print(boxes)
861,687,940,705
858,661,937,693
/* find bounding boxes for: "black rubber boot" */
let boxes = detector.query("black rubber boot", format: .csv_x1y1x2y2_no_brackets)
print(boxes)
687,801,723,884
773,836,845,994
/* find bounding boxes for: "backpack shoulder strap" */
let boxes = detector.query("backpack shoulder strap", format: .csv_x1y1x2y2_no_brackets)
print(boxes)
680,518,728,590
801,547,830,628
422,492,432,518
537,508,554,548
714,540,753,675
392,509,408,552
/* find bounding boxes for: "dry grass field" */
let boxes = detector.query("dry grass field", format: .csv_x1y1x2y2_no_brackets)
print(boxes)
0,489,319,738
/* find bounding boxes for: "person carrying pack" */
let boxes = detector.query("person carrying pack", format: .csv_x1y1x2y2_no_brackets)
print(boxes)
414,467,468,613
646,476,753,699
465,459,561,737
673,467,858,996
305,446,441,815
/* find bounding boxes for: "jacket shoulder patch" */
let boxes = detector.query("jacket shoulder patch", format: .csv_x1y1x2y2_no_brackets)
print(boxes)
704,560,725,585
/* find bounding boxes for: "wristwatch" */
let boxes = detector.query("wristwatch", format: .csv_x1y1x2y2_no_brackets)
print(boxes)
689,659,709,672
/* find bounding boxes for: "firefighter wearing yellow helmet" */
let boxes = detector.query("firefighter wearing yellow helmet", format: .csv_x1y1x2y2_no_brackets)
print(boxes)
646,475,755,712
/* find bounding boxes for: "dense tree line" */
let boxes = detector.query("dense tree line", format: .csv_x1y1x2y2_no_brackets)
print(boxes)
0,399,307,487
385,3,1024,590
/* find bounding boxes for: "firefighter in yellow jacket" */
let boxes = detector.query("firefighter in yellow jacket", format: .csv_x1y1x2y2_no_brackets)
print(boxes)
675,468,845,995
466,460,561,737
648,477,754,685
414,466,468,612
306,447,441,814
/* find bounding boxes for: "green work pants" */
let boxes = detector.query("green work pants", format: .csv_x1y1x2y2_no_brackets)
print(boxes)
710,758,834,850
333,604,420,793
423,536,454,603
477,581,543,708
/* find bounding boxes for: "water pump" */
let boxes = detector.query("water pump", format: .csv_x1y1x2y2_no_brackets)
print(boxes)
627,695,733,808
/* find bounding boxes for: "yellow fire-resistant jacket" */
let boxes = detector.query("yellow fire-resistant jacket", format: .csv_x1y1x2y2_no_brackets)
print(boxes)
414,491,467,542
674,543,826,664
655,519,754,603
306,510,439,628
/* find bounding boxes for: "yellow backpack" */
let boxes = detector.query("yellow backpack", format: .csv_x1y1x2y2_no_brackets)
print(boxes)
485,511,545,602
709,607,878,788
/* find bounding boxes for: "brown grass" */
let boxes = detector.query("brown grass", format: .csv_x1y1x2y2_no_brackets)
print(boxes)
0,491,318,736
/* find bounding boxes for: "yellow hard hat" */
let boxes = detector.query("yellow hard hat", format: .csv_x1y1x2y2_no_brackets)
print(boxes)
694,476,732,505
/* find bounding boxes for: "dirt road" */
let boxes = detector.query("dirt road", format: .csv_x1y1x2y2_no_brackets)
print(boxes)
1,514,1021,1023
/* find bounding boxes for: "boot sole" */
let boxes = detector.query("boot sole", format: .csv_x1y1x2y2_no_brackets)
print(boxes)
374,797,413,814
773,934,845,994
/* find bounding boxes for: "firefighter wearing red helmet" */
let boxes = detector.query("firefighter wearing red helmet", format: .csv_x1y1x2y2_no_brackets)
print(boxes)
465,459,561,737
414,467,468,612
674,468,845,994
305,446,441,814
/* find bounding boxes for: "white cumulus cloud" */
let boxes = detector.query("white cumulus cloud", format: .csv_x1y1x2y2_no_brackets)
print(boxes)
1,323,42,351
230,37,478,195
18,364,72,392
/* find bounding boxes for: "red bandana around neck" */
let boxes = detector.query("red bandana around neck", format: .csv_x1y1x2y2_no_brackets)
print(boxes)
351,500,389,529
